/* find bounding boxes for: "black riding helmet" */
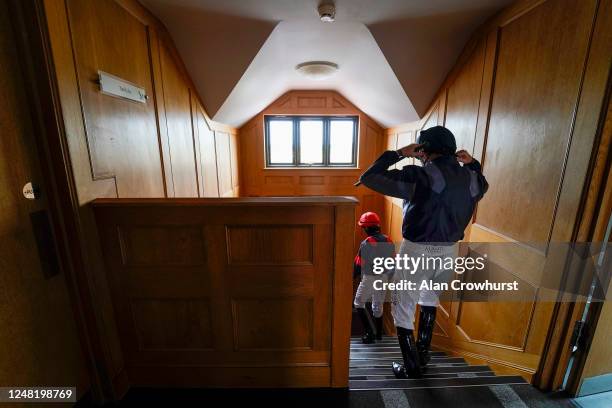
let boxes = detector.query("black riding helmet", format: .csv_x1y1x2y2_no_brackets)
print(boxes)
417,126,457,156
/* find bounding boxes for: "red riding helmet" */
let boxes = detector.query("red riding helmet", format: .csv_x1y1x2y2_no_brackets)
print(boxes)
358,212,381,227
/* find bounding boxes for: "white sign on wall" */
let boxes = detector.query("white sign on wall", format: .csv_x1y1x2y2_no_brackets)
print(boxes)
98,71,147,103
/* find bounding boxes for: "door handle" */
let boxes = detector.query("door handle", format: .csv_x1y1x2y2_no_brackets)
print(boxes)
29,210,60,279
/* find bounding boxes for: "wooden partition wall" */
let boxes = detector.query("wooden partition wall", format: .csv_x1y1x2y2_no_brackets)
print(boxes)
92,197,356,388
383,0,612,386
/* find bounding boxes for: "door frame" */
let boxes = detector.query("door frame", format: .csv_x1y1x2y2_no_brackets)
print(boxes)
534,67,612,394
8,0,112,403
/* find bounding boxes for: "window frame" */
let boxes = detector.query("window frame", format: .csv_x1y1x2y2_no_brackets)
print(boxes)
264,115,358,168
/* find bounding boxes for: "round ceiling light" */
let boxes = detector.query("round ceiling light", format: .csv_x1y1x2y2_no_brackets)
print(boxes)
318,4,336,22
295,61,339,81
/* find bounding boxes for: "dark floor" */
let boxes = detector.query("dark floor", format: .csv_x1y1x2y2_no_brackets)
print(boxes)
80,385,573,408
77,327,577,407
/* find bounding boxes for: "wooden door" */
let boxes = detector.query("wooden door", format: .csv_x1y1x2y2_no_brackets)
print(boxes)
431,0,608,381
0,0,87,392
65,0,165,198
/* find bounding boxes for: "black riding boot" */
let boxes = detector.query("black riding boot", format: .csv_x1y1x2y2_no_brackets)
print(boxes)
417,306,437,367
392,327,421,378
357,308,375,344
374,316,384,340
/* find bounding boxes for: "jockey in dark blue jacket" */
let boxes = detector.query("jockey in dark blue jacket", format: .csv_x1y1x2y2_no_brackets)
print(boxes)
357,126,488,379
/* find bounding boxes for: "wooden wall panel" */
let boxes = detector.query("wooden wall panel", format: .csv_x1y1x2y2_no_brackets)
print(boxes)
131,299,213,349
227,225,313,264
443,38,486,153
379,0,610,386
194,106,220,197
229,131,240,195
120,225,206,266
215,131,235,197
475,0,597,244
93,197,357,388
233,298,314,350
159,43,198,197
53,0,239,202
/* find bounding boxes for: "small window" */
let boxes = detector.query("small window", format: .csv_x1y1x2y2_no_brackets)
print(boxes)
265,116,358,167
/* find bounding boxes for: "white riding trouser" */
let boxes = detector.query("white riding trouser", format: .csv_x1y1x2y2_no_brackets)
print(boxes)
391,240,457,330
353,274,389,318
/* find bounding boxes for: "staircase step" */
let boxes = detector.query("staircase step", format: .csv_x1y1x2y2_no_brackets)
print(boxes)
351,350,447,357
350,371,496,380
351,336,397,343
350,365,492,377
350,359,468,368
351,347,446,357
349,375,528,391
350,354,465,364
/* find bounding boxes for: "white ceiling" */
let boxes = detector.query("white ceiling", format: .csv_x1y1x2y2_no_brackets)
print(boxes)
215,19,417,127
140,0,512,128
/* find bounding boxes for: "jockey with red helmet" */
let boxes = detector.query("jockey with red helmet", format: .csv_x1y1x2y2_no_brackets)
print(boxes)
353,211,394,344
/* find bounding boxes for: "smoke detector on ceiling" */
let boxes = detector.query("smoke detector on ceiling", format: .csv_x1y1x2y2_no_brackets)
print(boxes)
296,61,339,80
318,3,336,22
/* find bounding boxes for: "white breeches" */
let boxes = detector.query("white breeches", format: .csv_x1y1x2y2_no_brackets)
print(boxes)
353,274,389,318
391,240,457,330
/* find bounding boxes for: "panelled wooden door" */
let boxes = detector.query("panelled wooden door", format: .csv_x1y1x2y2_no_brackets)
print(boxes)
432,0,605,380
65,0,165,197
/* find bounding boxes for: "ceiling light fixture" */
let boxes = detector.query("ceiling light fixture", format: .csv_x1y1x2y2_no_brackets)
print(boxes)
318,3,335,22
295,61,339,80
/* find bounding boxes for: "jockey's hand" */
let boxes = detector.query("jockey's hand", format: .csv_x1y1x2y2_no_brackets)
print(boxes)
456,149,474,164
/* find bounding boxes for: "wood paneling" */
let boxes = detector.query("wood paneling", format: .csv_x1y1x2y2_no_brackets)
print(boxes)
120,225,206,266
380,0,611,386
158,42,198,197
227,225,313,264
215,130,234,197
476,0,597,244
443,38,485,153
194,105,220,197
93,197,357,388
233,298,314,350
238,90,386,251
131,299,213,349
51,0,239,202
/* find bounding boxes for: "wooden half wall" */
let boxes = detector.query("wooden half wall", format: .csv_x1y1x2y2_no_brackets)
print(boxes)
92,197,357,388
238,90,387,250
382,0,612,385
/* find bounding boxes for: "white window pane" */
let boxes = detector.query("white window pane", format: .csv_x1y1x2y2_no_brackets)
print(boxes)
330,120,355,163
299,120,323,164
269,120,293,164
